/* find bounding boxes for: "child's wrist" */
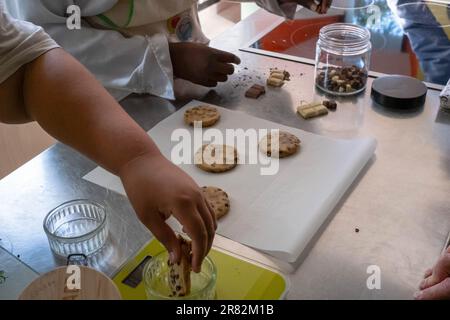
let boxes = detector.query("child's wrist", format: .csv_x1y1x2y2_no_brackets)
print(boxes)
117,148,163,178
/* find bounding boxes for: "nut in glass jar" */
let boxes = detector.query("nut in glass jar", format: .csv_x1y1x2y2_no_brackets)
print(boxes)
315,23,371,96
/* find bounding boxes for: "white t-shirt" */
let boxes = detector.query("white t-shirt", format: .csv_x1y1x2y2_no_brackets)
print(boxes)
0,2,59,84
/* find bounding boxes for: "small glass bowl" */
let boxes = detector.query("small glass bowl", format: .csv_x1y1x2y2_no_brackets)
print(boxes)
143,251,217,300
43,200,109,257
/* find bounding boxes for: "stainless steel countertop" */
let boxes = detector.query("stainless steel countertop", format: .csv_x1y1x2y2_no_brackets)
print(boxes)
1,9,449,299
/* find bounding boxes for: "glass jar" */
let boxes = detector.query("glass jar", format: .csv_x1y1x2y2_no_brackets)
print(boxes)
43,200,109,257
143,250,217,300
315,23,371,96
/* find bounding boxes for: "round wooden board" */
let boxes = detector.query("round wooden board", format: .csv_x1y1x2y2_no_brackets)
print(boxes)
19,266,121,300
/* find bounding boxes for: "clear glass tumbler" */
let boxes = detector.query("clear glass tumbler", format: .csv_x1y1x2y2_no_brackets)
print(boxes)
143,250,217,300
315,23,372,96
43,200,109,257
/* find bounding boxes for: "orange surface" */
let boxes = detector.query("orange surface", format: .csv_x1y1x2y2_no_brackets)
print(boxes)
259,15,343,52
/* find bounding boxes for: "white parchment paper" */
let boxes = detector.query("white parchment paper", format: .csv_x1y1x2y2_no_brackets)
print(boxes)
84,101,376,262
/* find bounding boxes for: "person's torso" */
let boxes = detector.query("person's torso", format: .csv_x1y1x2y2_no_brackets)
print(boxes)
86,0,209,44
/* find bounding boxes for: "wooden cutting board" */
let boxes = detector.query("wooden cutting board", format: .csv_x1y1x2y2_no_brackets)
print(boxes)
19,266,121,300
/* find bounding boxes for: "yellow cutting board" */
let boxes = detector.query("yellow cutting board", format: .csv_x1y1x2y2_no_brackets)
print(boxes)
113,239,288,300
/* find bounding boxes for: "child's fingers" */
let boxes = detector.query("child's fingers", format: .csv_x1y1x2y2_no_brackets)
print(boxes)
298,0,318,12
216,50,241,64
204,80,218,87
173,205,208,272
148,213,182,264
210,73,228,83
414,278,450,300
213,61,235,76
419,255,450,290
201,79,218,87
204,198,217,231
321,0,332,13
420,271,446,290
424,268,433,278
197,198,216,254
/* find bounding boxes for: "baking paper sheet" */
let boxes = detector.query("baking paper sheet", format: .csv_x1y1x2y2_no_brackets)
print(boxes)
84,101,376,262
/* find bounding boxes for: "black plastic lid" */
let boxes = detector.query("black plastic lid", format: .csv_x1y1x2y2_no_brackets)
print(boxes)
371,75,427,109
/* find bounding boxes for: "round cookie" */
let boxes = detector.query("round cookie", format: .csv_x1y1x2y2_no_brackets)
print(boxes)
201,186,230,220
195,144,238,173
184,105,220,127
259,131,300,158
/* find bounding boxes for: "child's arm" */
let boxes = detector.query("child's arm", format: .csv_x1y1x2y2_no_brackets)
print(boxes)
0,48,215,272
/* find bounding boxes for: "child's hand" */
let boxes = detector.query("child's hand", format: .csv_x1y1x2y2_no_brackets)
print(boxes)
279,0,332,13
170,42,240,87
118,152,216,272
415,247,450,300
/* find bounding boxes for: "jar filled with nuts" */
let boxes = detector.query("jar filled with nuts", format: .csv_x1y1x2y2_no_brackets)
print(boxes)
315,23,371,96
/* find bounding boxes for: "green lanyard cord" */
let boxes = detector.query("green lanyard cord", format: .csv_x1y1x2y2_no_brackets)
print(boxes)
96,0,135,29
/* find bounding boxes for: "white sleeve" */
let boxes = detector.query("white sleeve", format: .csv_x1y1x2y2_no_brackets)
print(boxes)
0,6,59,84
236,0,298,19
4,0,175,101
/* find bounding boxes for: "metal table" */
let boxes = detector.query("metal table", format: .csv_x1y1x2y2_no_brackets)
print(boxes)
1,9,449,299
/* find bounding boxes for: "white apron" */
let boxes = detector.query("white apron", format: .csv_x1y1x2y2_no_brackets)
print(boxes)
86,0,213,99
86,0,209,44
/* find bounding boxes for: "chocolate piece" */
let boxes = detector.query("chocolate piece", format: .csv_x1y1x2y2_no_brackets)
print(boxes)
267,69,290,87
245,84,266,99
323,100,337,111
270,72,285,81
267,77,284,87
316,65,368,95
252,84,266,93
297,103,329,119
245,88,261,99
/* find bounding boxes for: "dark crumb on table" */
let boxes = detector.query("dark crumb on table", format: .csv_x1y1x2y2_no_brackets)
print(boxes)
323,100,337,111
355,228,360,233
